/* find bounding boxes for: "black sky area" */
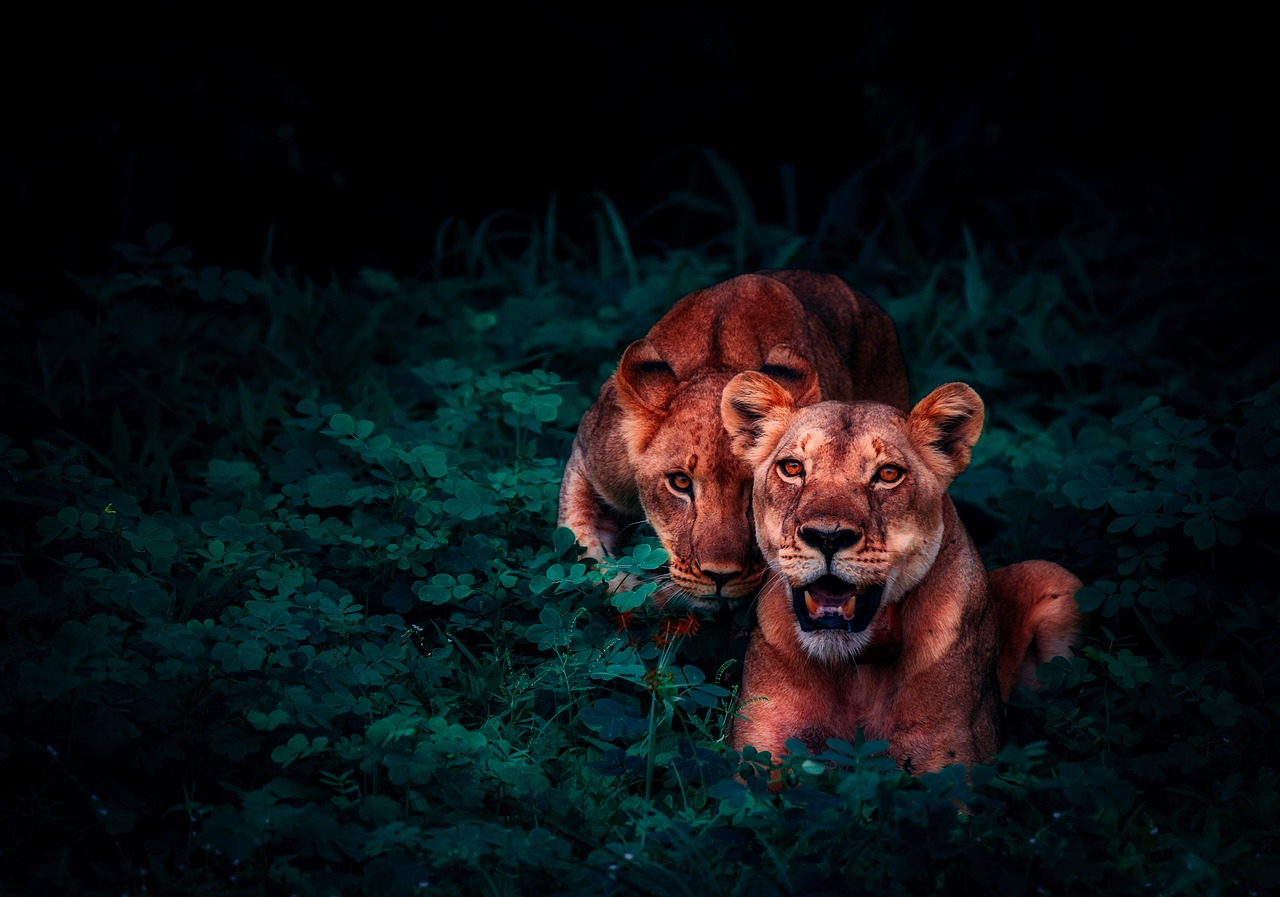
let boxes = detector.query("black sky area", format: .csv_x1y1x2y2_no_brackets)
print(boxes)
2,7,1274,310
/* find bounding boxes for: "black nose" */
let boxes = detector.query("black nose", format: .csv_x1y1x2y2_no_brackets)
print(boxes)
705,570,738,596
798,526,861,560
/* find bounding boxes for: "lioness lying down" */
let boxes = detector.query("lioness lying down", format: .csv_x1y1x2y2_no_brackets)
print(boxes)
721,373,1081,775
557,270,911,609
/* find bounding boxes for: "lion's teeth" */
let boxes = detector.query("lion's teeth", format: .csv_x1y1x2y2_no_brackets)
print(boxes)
840,596,857,619
804,590,818,616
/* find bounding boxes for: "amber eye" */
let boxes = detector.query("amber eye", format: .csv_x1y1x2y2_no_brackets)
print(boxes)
777,459,804,478
667,472,694,494
875,464,904,485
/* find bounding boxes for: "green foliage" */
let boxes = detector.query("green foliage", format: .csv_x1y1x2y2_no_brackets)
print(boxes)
1,181,1276,896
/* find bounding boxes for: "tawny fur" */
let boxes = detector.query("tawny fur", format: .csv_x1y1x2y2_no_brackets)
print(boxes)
722,376,1082,780
557,270,910,609
988,560,1083,697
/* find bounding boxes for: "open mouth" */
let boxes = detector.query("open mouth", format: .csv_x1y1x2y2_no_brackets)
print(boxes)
791,575,885,633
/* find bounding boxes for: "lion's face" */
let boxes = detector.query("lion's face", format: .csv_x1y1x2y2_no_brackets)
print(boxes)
621,372,765,609
612,339,824,611
722,375,984,662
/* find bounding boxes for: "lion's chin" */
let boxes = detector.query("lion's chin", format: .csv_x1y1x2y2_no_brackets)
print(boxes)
660,580,752,614
673,591,743,613
790,575,884,633
663,566,762,613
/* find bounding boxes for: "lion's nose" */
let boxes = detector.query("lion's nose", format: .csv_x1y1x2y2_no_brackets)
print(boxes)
703,569,740,597
798,526,861,560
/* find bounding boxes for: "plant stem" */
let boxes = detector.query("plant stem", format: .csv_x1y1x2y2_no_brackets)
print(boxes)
642,690,658,852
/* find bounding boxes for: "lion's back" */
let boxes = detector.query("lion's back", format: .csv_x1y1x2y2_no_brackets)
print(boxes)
642,270,909,410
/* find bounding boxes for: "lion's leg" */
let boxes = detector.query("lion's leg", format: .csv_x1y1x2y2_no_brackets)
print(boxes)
988,560,1083,699
557,443,659,601
557,443,625,561
728,697,796,793
728,640,815,790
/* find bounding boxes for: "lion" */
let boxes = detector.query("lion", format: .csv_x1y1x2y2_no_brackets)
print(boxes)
720,372,1082,778
556,270,911,610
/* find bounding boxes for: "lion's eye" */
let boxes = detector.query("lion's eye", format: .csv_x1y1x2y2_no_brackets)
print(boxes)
777,459,804,478
874,464,904,485
667,472,694,494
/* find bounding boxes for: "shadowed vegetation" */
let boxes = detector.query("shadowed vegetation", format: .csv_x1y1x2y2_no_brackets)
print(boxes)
1,153,1276,896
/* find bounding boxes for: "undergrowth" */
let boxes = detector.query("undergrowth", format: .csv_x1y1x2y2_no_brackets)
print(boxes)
1,171,1277,896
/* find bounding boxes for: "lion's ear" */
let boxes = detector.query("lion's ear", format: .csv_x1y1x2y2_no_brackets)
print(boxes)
759,344,822,407
721,371,796,468
614,340,680,418
907,383,985,481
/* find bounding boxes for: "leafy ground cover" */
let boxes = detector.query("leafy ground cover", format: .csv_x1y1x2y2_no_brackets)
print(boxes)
1,175,1277,895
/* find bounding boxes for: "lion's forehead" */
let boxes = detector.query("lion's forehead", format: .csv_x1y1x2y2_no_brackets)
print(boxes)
649,419,740,468
649,390,739,457
777,404,913,474
641,385,749,498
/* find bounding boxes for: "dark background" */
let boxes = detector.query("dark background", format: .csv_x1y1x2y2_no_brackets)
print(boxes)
3,7,1274,307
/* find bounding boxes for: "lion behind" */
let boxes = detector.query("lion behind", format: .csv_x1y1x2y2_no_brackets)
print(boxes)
557,270,909,609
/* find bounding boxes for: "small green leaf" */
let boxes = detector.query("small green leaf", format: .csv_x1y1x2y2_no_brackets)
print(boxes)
145,222,172,251
329,413,356,436
1199,688,1242,726
552,526,579,556
578,698,647,741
